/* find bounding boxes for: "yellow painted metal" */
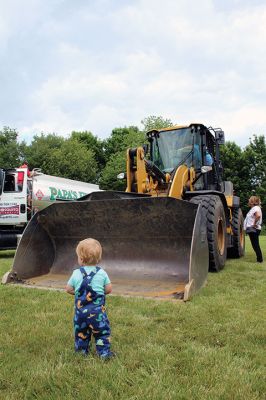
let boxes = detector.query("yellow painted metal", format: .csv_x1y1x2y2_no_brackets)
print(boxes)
168,165,189,199
217,217,226,255
227,205,233,234
225,195,233,207
126,147,150,194
136,147,148,193
157,122,204,132
189,167,195,192
126,149,132,193
125,144,197,199
225,196,234,235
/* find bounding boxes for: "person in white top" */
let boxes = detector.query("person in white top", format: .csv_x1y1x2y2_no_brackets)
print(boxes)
244,196,263,263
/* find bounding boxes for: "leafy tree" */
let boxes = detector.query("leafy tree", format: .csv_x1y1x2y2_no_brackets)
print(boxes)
71,131,105,171
23,133,97,183
23,133,65,172
0,127,23,168
100,152,126,191
100,126,146,190
103,126,145,164
47,139,97,183
100,118,174,190
220,135,266,218
141,115,173,132
220,141,248,212
243,135,266,217
244,135,266,187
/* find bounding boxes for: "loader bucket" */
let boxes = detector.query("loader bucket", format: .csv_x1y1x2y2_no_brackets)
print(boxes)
7,192,208,300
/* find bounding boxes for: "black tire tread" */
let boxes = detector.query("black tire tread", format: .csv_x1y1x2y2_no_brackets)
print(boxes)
190,195,227,272
227,208,245,258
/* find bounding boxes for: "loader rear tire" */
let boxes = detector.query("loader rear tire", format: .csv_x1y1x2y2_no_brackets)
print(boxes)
227,208,245,258
190,195,227,272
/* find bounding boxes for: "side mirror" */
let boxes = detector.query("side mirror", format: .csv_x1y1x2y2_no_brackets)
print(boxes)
215,130,225,145
201,166,213,174
0,169,3,194
117,172,126,180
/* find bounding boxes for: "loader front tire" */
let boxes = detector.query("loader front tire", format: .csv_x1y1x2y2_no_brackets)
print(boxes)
190,195,227,272
227,208,245,258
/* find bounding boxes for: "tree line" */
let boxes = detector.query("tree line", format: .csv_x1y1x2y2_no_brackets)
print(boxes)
0,116,265,218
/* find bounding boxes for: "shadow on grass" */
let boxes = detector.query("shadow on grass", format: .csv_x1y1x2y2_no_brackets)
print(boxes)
0,251,16,259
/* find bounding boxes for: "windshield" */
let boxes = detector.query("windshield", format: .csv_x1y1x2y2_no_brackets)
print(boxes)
152,128,196,172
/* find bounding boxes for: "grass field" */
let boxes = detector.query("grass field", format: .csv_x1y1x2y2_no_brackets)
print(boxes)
0,238,265,400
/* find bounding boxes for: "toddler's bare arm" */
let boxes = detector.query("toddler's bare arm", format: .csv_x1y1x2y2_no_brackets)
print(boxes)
65,284,75,295
105,283,112,294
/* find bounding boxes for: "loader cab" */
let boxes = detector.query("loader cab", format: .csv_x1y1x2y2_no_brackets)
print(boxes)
148,127,200,173
148,125,212,171
190,124,222,191
148,124,220,191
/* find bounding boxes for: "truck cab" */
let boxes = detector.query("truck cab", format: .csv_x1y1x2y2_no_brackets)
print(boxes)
0,168,29,249
0,167,101,250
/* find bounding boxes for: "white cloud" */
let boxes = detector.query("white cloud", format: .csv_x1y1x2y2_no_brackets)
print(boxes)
0,0,266,147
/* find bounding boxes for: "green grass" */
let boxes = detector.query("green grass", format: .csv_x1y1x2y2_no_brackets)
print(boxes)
0,240,265,400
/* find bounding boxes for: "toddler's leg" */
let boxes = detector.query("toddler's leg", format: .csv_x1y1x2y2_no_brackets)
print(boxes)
91,311,113,358
74,313,91,355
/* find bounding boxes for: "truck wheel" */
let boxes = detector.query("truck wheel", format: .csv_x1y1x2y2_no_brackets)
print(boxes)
227,208,245,258
190,195,227,272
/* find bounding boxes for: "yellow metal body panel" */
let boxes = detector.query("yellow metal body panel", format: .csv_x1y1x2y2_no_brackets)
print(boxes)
126,145,196,199
126,147,149,194
225,195,233,208
126,149,132,193
225,195,234,234
136,147,148,193
157,123,206,132
168,165,189,199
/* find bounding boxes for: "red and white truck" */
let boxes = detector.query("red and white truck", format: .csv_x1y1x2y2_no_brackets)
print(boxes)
0,167,100,249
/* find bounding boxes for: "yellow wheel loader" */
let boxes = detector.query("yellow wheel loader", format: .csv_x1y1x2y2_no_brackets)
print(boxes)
5,124,245,300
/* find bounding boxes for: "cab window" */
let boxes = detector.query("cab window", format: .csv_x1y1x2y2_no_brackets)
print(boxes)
3,172,24,192
4,175,16,192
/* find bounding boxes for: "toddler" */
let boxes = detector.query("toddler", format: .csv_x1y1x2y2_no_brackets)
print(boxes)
65,238,114,359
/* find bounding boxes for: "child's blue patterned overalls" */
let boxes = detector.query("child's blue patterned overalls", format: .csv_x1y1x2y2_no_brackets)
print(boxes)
74,267,111,357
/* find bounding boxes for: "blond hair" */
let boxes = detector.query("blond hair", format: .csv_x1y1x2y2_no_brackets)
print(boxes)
248,196,261,207
76,238,102,265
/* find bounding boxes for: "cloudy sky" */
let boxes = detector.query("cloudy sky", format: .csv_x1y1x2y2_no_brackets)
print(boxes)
0,0,266,146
